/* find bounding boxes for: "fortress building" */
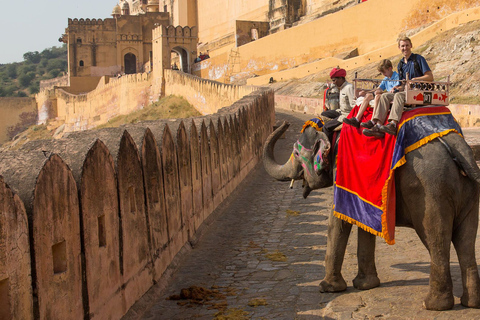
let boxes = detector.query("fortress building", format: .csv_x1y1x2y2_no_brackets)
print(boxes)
59,5,169,78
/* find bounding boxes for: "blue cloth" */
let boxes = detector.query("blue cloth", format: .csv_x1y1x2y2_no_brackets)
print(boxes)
378,71,400,92
397,53,431,80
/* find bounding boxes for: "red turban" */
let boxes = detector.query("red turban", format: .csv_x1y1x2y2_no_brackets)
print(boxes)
329,67,346,78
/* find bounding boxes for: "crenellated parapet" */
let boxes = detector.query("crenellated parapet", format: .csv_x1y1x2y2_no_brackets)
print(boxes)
68,18,108,25
0,84,274,320
116,34,143,41
155,25,198,38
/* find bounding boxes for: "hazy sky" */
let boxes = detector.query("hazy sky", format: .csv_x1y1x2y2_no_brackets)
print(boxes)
0,0,118,64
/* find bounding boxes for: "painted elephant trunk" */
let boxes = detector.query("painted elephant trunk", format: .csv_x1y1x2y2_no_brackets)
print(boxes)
263,121,302,181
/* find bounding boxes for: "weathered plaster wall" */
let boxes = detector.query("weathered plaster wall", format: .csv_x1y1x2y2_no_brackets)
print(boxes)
36,67,256,134
51,73,157,132
248,4,480,85
164,69,256,114
236,20,270,47
39,75,69,91
192,0,480,85
275,94,323,115
0,98,37,143
448,104,480,127
0,177,33,320
0,74,275,320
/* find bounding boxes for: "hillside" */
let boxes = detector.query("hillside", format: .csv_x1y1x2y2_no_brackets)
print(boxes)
268,19,480,104
0,46,67,97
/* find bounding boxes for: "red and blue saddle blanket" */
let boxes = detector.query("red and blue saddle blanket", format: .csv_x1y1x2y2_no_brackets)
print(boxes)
334,105,463,244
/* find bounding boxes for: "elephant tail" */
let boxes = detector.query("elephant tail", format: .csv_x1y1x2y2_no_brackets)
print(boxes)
440,134,480,184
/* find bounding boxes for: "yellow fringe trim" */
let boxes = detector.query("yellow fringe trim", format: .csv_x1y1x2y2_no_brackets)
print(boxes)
379,128,462,245
380,167,396,245
333,210,395,244
334,117,461,246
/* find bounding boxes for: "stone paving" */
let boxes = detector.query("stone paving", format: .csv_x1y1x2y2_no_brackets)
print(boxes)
123,110,480,320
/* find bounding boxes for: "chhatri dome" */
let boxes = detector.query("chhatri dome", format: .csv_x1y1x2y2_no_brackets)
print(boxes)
111,4,121,17
147,0,159,12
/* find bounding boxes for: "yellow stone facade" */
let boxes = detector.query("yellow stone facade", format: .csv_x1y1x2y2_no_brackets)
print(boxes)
60,13,170,78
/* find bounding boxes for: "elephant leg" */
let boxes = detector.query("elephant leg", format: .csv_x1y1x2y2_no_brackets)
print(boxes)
319,214,352,292
353,228,380,290
417,222,454,310
452,206,480,308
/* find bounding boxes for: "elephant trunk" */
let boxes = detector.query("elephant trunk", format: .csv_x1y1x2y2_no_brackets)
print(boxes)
263,121,302,181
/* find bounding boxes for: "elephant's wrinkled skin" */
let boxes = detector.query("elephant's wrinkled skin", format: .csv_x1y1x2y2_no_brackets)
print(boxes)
263,122,480,310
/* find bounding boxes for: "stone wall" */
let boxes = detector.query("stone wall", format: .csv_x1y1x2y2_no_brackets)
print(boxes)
275,94,324,115
0,98,37,143
164,69,256,114
192,0,480,84
0,83,275,320
39,75,69,91
34,69,256,135
44,73,157,132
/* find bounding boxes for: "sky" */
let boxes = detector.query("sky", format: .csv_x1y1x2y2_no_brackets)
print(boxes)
0,0,119,64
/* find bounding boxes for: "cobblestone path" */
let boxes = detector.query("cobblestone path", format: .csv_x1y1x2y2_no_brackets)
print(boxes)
123,110,480,320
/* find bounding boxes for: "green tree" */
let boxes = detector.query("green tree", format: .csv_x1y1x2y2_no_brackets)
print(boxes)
46,59,67,72
18,72,35,87
49,69,61,78
19,64,36,74
29,82,40,95
41,48,54,60
23,51,41,64
6,64,17,79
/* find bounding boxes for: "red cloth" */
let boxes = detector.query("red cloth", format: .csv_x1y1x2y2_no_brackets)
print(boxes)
330,67,346,78
334,105,397,244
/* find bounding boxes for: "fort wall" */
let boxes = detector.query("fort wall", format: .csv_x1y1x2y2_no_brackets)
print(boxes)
247,4,480,85
0,98,37,143
164,69,256,114
39,75,69,91
192,0,480,85
34,68,257,135
0,74,275,320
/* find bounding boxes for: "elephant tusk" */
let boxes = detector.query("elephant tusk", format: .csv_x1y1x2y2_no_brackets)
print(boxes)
289,179,295,189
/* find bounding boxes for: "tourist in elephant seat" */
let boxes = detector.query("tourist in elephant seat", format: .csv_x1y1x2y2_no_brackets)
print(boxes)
343,59,399,129
363,36,433,137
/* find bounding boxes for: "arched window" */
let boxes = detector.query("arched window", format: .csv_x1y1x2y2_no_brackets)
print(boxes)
124,53,136,74
77,38,82,44
79,60,84,67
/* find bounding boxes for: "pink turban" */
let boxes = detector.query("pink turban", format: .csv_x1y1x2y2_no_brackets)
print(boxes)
329,67,347,78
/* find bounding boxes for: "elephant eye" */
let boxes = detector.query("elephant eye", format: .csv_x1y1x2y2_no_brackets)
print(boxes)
293,150,300,157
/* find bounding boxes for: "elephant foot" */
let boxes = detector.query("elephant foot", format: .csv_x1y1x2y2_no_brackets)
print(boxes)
461,294,480,308
423,291,454,311
461,268,480,308
353,274,380,290
319,275,347,293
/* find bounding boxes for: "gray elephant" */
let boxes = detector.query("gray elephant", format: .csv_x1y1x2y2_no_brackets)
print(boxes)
263,121,480,311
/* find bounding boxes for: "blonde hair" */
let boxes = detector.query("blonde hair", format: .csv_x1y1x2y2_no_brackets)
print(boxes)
397,36,412,47
377,59,393,72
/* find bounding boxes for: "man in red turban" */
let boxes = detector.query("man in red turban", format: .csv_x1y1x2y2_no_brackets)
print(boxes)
329,67,347,78
321,67,355,136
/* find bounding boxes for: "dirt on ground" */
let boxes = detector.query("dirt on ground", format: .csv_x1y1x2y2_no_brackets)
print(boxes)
268,19,480,105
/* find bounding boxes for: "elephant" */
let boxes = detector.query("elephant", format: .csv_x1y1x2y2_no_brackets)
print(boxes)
263,121,480,311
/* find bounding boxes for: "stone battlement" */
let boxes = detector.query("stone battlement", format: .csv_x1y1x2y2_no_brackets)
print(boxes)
0,82,275,320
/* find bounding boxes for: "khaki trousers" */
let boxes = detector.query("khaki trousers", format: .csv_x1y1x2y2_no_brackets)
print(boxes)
372,92,406,123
